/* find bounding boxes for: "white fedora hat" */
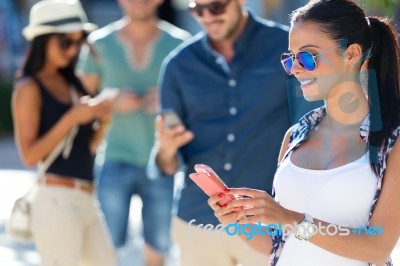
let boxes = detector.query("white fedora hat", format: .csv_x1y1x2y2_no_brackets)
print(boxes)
22,0,97,41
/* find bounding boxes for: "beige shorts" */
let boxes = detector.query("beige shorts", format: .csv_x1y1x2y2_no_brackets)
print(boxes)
31,185,116,266
173,217,270,266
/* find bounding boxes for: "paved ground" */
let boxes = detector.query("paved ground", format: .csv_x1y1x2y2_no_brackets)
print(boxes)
0,136,399,265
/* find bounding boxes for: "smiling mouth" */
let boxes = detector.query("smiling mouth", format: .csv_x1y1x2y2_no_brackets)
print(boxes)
207,22,222,29
299,78,316,86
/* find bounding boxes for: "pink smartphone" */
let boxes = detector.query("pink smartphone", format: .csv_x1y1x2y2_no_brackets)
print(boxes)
189,164,236,207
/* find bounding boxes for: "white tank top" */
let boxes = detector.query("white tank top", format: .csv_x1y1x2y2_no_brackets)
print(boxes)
273,152,377,266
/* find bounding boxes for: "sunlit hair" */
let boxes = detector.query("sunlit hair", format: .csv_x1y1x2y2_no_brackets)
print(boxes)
17,33,88,94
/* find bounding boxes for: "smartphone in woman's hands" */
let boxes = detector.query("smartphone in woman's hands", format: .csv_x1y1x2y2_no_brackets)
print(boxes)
189,164,237,207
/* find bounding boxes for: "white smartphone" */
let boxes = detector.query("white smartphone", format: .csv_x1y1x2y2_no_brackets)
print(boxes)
160,109,182,128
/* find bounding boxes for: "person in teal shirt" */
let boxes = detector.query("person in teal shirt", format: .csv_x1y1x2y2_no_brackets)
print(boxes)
77,0,190,265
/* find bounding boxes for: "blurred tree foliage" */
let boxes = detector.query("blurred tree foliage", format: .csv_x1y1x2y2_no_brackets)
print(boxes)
360,0,399,17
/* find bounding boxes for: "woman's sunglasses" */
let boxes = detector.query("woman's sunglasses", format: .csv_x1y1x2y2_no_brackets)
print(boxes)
280,44,342,75
57,34,85,50
188,0,232,17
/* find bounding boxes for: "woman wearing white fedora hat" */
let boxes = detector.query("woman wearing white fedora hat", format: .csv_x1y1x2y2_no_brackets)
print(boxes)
12,0,116,265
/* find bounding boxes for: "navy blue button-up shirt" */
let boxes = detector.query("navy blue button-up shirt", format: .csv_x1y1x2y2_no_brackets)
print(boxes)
150,11,321,225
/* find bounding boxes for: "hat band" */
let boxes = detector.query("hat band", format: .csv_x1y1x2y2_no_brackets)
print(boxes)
40,16,83,26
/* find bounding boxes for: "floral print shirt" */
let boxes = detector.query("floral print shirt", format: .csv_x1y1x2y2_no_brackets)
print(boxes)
269,106,399,266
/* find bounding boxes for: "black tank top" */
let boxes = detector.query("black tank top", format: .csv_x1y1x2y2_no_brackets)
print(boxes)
34,77,95,181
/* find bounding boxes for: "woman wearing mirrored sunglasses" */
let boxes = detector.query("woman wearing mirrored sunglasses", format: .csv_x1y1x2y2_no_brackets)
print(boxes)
208,0,400,265
12,1,116,265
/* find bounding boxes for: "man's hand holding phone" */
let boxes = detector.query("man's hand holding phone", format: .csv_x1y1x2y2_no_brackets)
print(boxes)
155,109,194,175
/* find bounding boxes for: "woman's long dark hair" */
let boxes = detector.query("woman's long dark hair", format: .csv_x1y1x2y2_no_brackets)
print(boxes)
291,0,400,176
18,33,86,94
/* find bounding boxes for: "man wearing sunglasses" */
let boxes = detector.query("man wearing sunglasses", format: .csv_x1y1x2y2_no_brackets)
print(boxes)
77,0,190,265
148,0,319,265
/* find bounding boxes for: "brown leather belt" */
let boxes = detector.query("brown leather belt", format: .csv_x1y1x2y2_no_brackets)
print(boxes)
39,175,94,194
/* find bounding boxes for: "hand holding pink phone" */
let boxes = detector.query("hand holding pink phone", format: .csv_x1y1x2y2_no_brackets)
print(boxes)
189,164,236,207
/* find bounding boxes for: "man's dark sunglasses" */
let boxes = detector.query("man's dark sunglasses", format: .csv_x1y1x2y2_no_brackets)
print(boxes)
188,0,232,17
56,34,85,50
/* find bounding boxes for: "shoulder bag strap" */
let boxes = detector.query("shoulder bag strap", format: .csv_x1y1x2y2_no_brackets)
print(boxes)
38,87,80,178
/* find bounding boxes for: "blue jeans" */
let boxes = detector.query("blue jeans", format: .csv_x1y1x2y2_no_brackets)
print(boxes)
96,161,174,254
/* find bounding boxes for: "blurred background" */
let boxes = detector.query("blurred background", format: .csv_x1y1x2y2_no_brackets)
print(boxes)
0,0,399,265
0,0,399,135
